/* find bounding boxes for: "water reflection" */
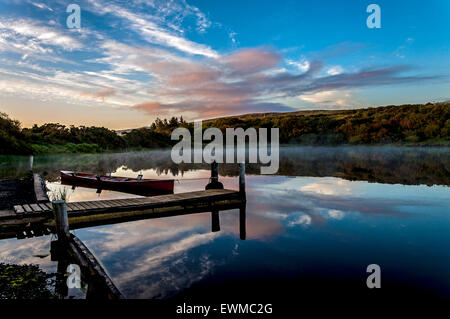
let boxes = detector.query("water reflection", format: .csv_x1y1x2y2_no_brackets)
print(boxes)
1,147,449,299
64,173,449,299
1,146,449,185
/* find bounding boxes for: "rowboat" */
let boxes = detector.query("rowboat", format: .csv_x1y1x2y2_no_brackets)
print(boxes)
60,171,174,194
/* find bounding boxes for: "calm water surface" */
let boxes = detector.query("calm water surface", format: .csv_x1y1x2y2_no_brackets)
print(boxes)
0,147,449,299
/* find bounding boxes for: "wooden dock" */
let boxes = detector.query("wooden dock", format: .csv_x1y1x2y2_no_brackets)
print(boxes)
13,189,240,216
0,189,244,238
0,162,247,240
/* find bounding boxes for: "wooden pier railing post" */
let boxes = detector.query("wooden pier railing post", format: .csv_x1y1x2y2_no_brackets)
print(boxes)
52,200,70,241
239,162,246,196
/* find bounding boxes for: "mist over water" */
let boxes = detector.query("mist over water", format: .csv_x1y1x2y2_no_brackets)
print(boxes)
1,146,449,185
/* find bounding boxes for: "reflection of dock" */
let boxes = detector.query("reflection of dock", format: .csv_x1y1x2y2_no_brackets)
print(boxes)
14,188,240,215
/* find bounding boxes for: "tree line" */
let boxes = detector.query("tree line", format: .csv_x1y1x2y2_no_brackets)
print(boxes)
0,103,448,155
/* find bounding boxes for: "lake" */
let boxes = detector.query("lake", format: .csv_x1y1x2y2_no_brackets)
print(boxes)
0,146,449,300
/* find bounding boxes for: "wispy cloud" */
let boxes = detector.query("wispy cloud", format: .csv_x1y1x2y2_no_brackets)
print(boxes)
87,0,218,58
28,1,53,11
0,19,82,52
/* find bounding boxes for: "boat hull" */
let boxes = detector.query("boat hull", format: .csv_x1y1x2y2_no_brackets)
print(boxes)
60,171,174,194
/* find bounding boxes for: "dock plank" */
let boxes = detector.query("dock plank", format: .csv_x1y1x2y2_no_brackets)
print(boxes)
91,200,110,209
85,201,105,209
33,174,49,203
77,202,95,210
30,204,42,212
37,203,51,211
69,203,85,211
14,205,25,214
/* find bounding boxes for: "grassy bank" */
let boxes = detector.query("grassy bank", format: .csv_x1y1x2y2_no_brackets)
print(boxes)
30,143,103,154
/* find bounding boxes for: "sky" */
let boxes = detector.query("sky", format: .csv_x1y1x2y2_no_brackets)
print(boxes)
0,0,449,129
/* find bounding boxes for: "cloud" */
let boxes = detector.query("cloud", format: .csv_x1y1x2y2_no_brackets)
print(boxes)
29,1,53,11
299,89,357,108
287,58,310,72
81,87,117,101
222,48,281,75
326,65,344,75
88,0,218,58
128,47,437,119
0,19,82,52
134,101,167,113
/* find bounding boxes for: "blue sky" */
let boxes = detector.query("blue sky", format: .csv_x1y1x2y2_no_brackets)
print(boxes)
0,0,449,129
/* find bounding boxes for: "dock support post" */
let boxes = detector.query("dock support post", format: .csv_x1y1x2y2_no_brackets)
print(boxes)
52,200,70,241
239,204,246,241
211,211,220,232
206,161,223,189
239,162,246,196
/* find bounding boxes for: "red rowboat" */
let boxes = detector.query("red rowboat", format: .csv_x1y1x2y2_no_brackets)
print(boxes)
60,171,174,193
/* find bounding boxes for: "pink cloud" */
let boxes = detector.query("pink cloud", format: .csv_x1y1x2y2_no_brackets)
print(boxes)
130,47,429,120
80,87,116,101
222,48,280,75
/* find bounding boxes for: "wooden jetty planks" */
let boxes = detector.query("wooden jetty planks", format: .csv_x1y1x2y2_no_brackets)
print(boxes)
30,204,42,212
68,202,85,211
76,201,95,210
38,203,51,212
13,205,25,214
64,189,241,214
33,174,49,203
1,189,245,238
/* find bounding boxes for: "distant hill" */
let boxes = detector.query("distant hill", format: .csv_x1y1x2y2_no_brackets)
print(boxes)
204,109,345,122
201,102,449,146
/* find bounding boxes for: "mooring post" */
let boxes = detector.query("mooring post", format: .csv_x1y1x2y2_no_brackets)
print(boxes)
211,161,219,183
52,200,70,241
206,161,223,189
239,162,246,196
28,155,34,171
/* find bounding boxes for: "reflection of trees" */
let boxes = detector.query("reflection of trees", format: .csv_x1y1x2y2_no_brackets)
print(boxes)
0,147,449,186
0,263,55,299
